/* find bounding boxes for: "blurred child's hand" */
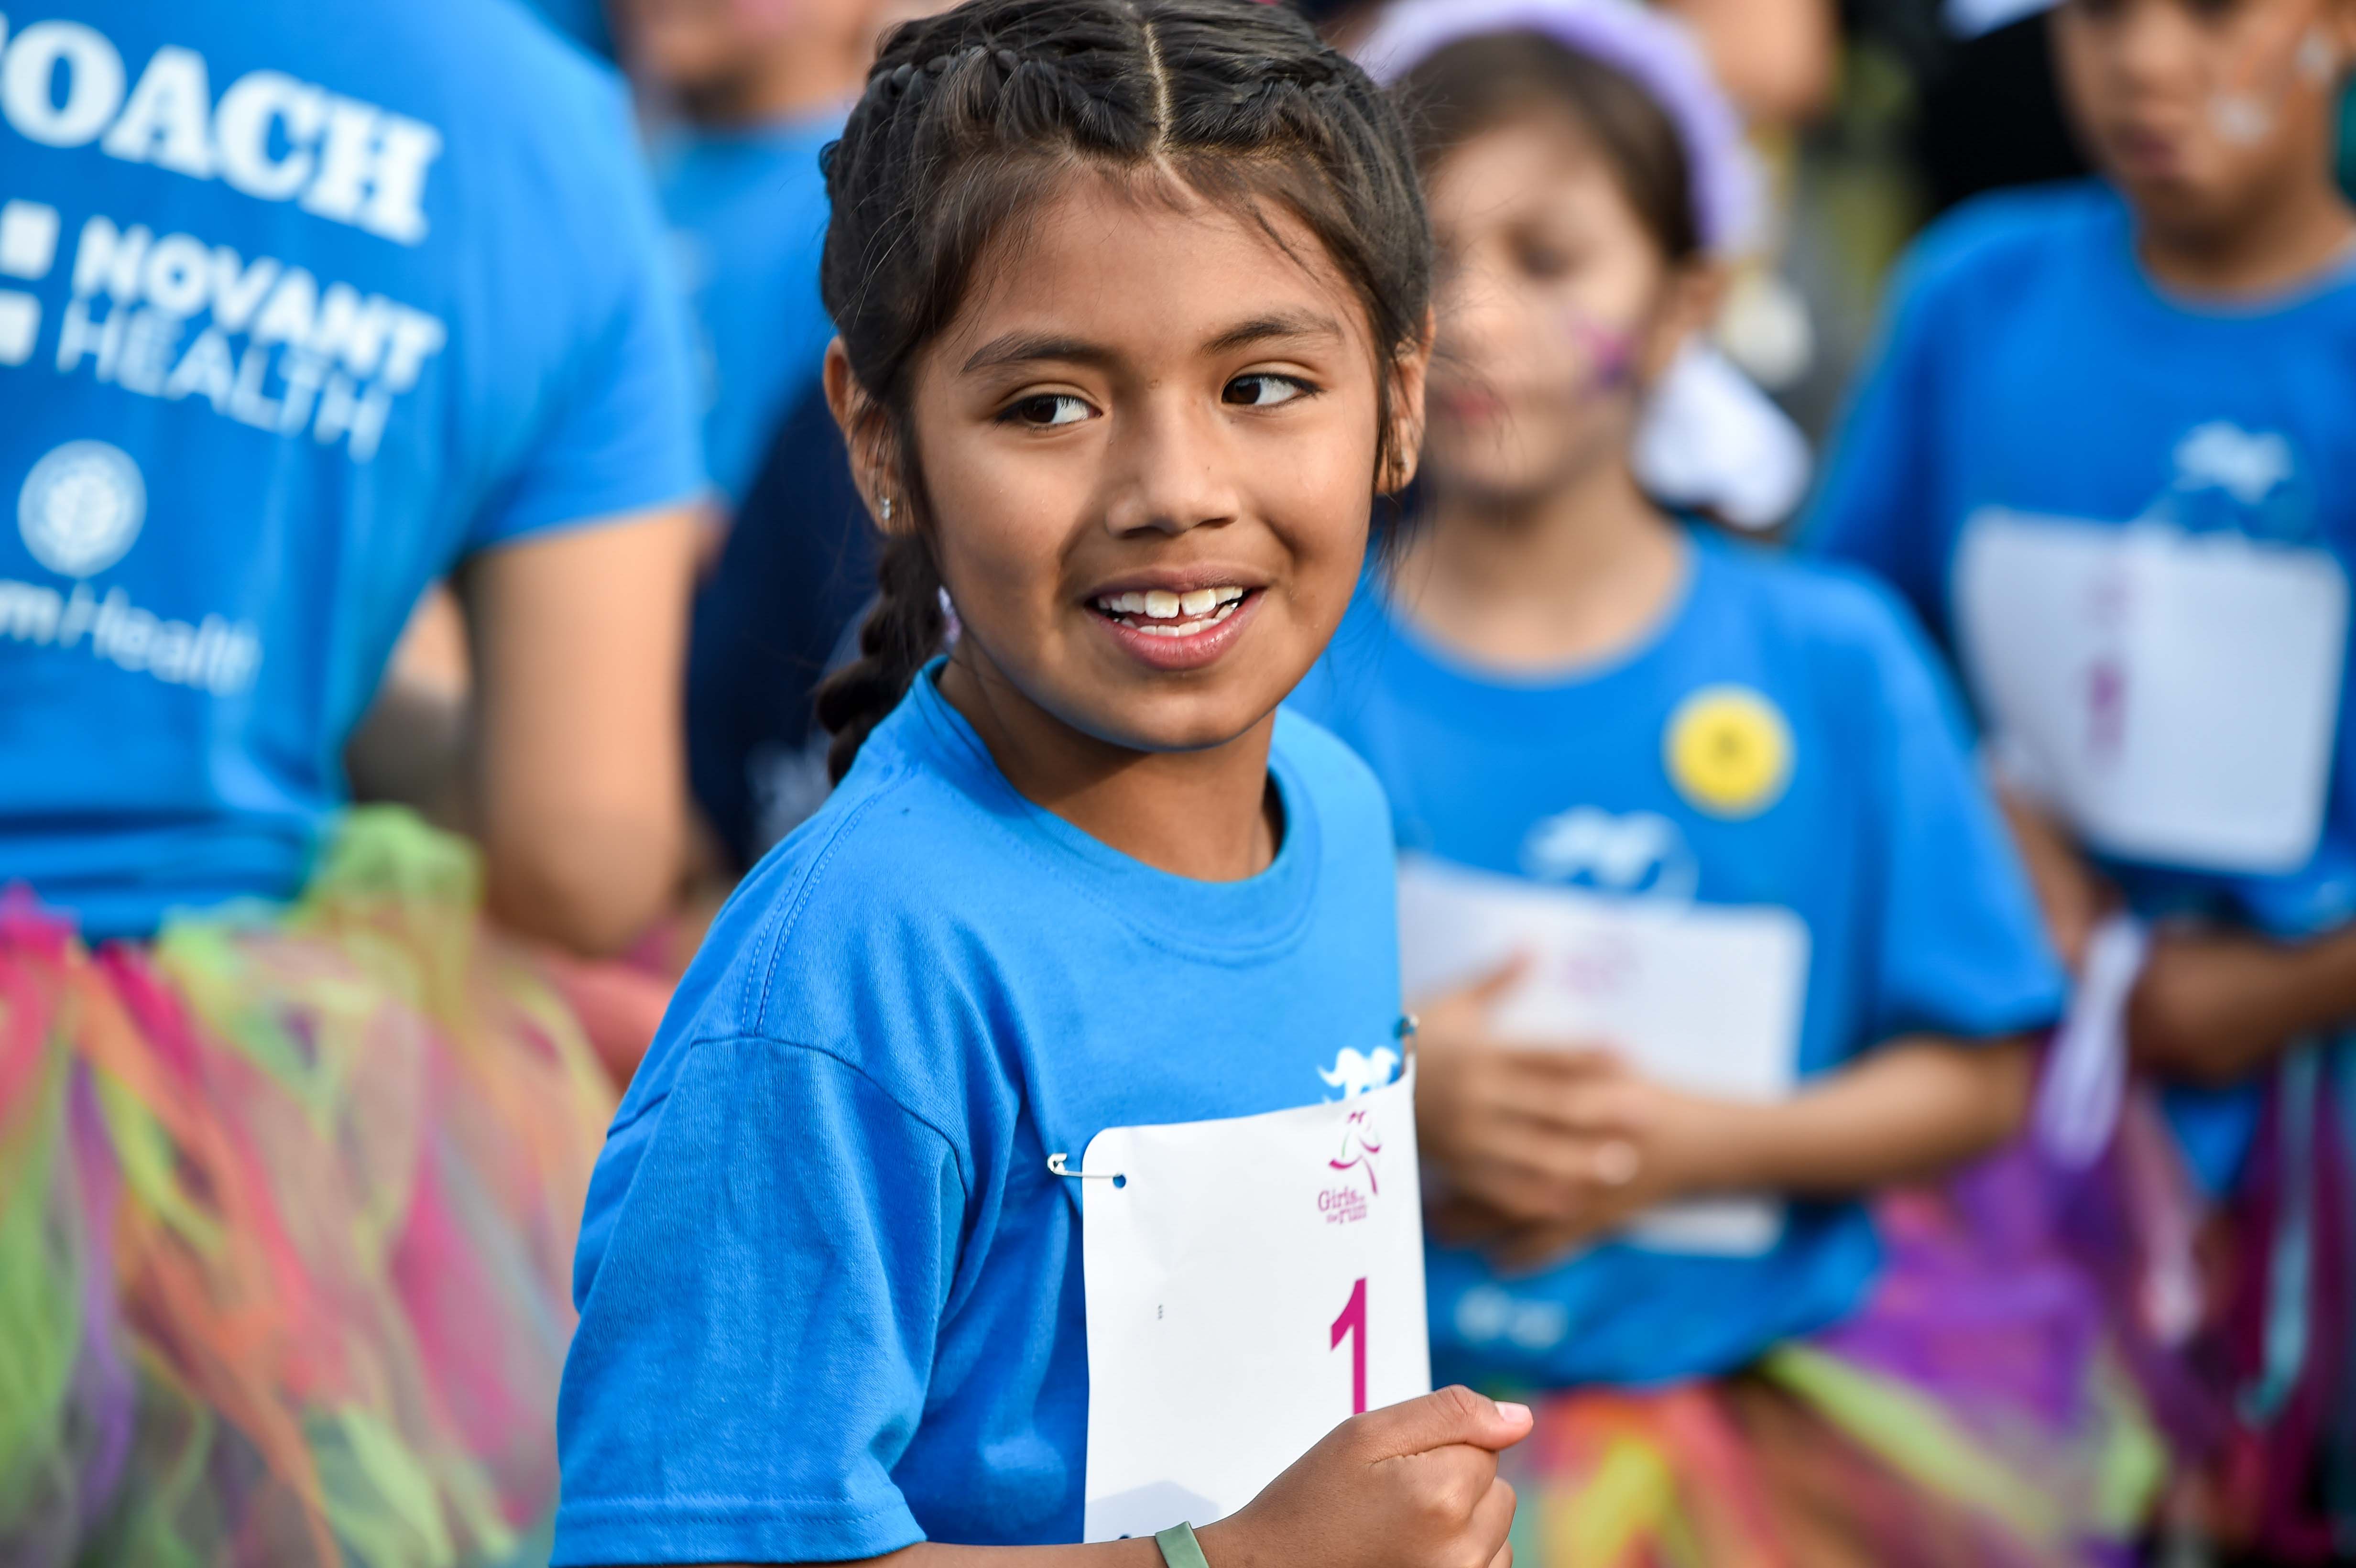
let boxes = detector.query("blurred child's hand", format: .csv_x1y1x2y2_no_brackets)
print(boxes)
1416,956,1628,1227
1996,785,2115,974
2130,929,2335,1088
1456,1057,1726,1273
1416,972,1730,1264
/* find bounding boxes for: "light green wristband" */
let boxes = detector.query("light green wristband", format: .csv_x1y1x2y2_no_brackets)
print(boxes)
1154,1522,1211,1568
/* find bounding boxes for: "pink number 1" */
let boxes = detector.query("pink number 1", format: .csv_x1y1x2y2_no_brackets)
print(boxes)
1331,1276,1368,1415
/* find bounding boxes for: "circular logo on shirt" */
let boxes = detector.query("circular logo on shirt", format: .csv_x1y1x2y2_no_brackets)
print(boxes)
18,440,145,578
1665,686,1793,818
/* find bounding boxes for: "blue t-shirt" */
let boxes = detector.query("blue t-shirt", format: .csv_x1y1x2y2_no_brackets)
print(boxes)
554,667,1407,1563
657,112,841,504
0,0,704,938
1807,182,2356,1187
685,377,877,869
1289,532,2066,1387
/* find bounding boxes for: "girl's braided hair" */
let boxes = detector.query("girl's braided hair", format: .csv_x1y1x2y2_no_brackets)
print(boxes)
812,0,1432,781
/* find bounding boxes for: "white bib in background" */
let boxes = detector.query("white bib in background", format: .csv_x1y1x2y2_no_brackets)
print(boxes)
1397,855,1809,1256
1954,508,2347,873
1078,1068,1429,1542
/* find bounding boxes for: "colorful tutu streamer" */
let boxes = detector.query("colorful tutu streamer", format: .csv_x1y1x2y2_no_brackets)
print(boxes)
1494,1143,2170,1568
0,809,619,1568
2166,1038,2356,1562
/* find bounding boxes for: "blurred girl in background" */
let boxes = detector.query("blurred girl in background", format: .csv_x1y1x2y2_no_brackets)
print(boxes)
1811,0,2356,1554
1291,1,2162,1560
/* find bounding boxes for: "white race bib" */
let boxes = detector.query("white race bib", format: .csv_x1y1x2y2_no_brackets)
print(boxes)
1954,508,2347,872
1397,855,1809,1256
1078,1068,1429,1542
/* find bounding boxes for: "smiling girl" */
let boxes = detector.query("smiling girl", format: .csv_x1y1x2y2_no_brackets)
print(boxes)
551,3,1534,1566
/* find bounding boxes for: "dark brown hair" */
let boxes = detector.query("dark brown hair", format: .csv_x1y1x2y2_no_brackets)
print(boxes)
812,0,1432,782
1402,31,1700,264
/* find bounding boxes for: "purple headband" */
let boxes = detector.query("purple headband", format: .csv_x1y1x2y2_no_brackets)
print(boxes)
1355,0,1758,253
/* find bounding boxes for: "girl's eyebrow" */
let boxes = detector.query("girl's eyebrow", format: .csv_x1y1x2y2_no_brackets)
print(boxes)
960,311,1347,375
1202,311,1347,355
961,333,1115,373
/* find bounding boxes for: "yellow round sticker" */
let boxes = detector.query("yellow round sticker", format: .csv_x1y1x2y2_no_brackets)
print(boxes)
1665,686,1793,818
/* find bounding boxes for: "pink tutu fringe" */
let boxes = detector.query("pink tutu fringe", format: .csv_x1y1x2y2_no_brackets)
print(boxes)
0,809,622,1567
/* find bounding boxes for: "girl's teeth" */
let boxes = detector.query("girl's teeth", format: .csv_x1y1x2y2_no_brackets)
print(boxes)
1129,600,1242,637
1102,584,1253,612
1094,586,1250,623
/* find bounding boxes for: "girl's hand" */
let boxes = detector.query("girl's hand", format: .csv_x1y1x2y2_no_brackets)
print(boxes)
1416,958,1621,1222
1418,962,1721,1238
1438,1057,1728,1273
1197,1386,1531,1568
2129,929,2328,1087
1415,961,1723,1270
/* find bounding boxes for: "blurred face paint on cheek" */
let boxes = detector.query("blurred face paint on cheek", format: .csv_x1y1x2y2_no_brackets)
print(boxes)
1557,304,1639,395
2209,22,2339,143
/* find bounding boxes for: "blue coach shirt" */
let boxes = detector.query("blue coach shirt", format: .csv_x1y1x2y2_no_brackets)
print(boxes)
658,111,842,504
554,667,1406,1562
1809,182,2356,1188
1292,533,2065,1386
0,0,703,938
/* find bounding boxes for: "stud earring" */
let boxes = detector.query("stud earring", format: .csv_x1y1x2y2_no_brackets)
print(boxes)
880,496,895,523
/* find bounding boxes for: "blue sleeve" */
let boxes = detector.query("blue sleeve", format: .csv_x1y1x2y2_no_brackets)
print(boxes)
1800,249,1951,630
553,1039,964,1567
1856,593,2067,1044
469,94,704,550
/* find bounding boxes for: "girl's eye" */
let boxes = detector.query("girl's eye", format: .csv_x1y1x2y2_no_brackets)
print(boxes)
1516,242,1576,280
1004,393,1094,428
1223,374,1311,408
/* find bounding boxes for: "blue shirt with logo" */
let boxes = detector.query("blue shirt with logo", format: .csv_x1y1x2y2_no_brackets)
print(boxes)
1807,182,2356,1188
657,112,841,505
0,0,703,938
1289,533,2065,1387
553,667,1406,1562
